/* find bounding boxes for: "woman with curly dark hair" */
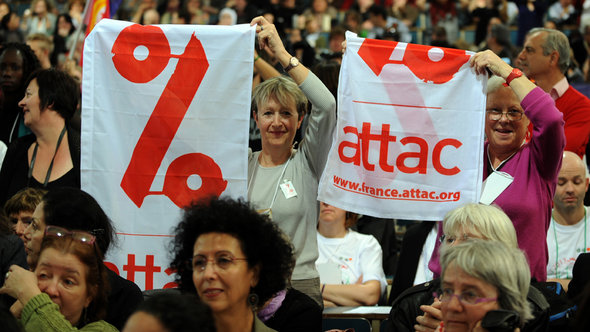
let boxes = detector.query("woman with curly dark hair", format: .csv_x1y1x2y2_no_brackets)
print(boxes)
170,197,295,332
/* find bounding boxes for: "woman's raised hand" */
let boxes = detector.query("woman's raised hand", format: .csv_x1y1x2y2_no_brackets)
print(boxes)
251,16,286,58
0,265,41,304
469,50,512,79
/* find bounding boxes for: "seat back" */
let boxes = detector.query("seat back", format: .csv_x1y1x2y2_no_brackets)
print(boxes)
323,317,372,332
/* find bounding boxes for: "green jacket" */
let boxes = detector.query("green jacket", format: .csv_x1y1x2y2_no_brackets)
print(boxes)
21,293,118,332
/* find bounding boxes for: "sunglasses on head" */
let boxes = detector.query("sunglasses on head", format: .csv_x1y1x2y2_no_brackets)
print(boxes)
44,225,97,245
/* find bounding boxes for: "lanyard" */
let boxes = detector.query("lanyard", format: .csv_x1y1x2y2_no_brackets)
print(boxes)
486,145,518,173
553,207,587,279
27,126,67,187
247,154,291,212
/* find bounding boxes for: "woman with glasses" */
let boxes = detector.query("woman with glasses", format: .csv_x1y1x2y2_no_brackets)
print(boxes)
0,226,117,331
436,239,532,332
389,203,549,332
429,50,565,282
170,197,297,332
20,187,143,330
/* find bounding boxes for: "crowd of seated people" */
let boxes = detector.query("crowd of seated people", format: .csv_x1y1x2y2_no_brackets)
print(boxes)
3,0,590,77
1,0,590,330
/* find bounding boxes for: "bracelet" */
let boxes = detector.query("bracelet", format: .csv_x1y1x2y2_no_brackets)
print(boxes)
254,55,261,63
321,284,326,294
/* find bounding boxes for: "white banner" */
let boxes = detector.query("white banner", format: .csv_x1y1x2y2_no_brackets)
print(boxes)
318,32,486,220
81,19,253,289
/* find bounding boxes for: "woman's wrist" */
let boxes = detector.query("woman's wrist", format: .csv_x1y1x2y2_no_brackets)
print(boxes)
277,50,293,68
19,287,42,305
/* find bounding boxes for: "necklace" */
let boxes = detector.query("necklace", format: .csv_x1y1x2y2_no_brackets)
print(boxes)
552,207,587,279
27,126,67,187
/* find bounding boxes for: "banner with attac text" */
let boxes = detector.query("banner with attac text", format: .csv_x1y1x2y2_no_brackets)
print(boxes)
318,32,486,220
81,19,253,289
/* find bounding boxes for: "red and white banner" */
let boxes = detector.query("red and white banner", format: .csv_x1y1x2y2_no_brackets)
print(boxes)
318,32,486,220
81,19,253,289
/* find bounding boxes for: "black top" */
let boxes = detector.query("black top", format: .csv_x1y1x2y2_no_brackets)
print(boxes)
0,125,80,206
264,288,322,332
105,268,144,330
568,253,590,302
389,221,435,305
0,234,28,309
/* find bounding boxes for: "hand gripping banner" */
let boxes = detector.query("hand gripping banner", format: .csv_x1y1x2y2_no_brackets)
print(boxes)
318,32,486,220
82,19,253,289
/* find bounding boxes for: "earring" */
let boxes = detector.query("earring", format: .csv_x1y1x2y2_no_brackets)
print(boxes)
248,292,259,310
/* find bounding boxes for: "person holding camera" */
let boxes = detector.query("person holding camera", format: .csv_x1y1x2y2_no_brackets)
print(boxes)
435,239,532,332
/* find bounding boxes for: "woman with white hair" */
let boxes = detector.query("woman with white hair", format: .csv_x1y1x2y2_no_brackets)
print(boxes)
429,50,565,285
388,203,549,332
436,239,533,331
440,203,517,249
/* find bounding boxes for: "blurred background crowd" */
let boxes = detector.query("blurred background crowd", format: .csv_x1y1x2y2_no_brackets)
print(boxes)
3,0,590,84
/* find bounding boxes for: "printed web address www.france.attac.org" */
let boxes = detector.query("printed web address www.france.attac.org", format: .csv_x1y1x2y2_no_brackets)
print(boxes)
332,175,461,202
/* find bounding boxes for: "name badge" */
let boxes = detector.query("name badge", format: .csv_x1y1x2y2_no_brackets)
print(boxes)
280,180,297,199
480,171,514,205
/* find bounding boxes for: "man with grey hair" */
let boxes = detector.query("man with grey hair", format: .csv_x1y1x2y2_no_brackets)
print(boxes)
517,28,590,158
547,151,590,291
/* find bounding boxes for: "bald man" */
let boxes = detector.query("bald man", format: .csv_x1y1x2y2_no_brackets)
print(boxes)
547,151,590,290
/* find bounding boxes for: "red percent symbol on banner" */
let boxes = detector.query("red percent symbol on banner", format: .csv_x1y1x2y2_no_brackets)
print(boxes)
357,38,470,84
112,24,227,208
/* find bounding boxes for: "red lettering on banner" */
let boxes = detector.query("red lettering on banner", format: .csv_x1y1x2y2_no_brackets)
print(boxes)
113,24,227,208
433,138,462,175
123,254,161,290
337,122,461,175
397,136,427,174
338,126,361,165
379,124,396,172
162,267,179,289
356,38,470,84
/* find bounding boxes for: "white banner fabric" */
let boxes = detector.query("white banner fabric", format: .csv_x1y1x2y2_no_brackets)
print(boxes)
81,19,253,289
318,32,486,221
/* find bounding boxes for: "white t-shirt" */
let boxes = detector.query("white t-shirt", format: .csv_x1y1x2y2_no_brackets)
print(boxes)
316,230,387,294
546,207,590,279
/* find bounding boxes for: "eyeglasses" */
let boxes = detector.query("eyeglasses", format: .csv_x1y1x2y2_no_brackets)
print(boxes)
486,109,524,121
439,234,471,245
192,254,248,272
434,288,497,305
44,226,96,246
